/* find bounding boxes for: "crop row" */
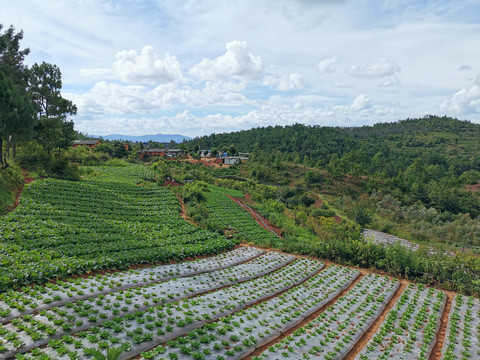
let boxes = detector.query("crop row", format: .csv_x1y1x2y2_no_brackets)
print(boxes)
8,256,320,359
0,251,294,358
356,283,445,360
0,246,264,322
140,265,360,360
204,187,279,244
442,294,480,359
0,166,235,291
255,273,399,360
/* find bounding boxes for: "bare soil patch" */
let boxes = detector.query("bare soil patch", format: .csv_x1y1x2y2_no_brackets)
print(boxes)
429,291,455,360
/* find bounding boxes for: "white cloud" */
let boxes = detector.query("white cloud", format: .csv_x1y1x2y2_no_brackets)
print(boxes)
347,57,401,79
441,76,480,115
317,56,337,74
65,81,154,114
189,41,262,82
263,73,303,91
378,76,400,87
64,79,250,117
350,94,370,110
113,46,184,84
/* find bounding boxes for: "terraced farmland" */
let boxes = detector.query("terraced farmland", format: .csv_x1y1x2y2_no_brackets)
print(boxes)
0,165,235,291
0,165,477,360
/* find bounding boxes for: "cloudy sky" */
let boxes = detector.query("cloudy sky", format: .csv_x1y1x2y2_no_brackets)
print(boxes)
1,0,480,137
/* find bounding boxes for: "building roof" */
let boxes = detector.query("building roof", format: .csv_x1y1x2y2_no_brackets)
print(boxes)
73,139,100,145
138,148,167,153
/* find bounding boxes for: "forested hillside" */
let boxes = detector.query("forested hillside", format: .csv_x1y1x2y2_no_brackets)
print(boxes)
186,116,480,178
183,116,480,250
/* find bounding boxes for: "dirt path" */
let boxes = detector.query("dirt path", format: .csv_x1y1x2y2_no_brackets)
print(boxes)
226,194,283,237
343,279,408,359
176,194,190,222
429,291,455,360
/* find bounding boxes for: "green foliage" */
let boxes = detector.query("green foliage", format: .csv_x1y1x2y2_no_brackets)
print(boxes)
182,181,210,204
65,146,110,166
0,165,23,213
459,169,480,185
84,345,126,360
16,146,80,181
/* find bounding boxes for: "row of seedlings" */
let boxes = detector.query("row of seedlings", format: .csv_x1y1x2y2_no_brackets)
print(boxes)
256,273,399,360
14,257,324,359
356,283,446,360
0,252,294,358
0,247,265,322
140,265,360,360
442,294,480,359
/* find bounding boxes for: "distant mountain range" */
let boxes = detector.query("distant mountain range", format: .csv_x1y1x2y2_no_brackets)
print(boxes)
93,133,192,143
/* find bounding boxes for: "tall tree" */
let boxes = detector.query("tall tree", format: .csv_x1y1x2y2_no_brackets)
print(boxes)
0,25,35,168
29,62,77,154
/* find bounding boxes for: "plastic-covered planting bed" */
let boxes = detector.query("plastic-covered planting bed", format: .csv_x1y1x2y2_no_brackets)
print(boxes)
141,265,359,360
442,294,480,360
356,283,446,360
256,273,399,360
0,247,264,323
11,258,322,360
0,251,293,359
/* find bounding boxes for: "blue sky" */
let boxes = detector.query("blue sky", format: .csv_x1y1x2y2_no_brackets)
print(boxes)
1,0,480,137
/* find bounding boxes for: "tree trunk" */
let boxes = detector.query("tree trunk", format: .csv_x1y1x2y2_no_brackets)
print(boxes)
2,136,12,169
13,142,16,157
0,137,3,167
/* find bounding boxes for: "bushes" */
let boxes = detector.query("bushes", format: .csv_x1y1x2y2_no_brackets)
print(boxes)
0,165,23,213
17,147,80,181
182,181,210,204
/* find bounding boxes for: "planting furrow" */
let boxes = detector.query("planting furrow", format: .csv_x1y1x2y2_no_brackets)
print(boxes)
0,247,264,323
12,258,323,360
255,273,399,360
140,265,360,360
441,294,480,360
355,284,446,360
0,252,293,359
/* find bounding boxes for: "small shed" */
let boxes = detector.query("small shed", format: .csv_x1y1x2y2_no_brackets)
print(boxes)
73,139,101,148
166,149,183,157
224,156,240,165
238,152,250,160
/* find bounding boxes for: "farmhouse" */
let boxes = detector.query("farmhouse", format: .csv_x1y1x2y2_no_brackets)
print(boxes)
137,148,184,159
72,139,101,148
137,148,167,159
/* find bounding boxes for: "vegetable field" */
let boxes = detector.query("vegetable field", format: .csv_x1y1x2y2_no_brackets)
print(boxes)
0,165,235,291
204,187,280,244
0,165,477,360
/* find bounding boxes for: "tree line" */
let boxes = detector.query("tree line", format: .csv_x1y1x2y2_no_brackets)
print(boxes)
0,24,76,169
